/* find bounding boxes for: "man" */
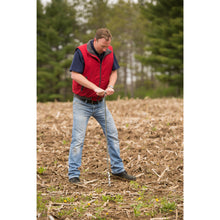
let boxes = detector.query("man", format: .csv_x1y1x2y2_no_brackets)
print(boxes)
68,28,136,183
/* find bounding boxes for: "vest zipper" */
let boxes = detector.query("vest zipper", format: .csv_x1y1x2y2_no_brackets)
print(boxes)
99,61,102,87
99,52,110,88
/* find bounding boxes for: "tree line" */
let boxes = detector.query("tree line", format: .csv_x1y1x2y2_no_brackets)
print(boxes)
37,0,183,102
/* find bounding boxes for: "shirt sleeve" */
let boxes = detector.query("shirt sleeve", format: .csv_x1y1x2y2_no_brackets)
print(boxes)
69,49,84,74
112,53,120,71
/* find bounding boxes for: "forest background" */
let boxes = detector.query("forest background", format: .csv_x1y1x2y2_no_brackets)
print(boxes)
37,0,183,102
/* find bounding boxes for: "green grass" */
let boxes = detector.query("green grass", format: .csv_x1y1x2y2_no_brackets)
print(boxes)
37,167,46,175
51,196,77,203
58,209,76,217
134,85,183,99
133,203,143,217
95,188,103,193
129,180,140,189
160,198,177,213
62,140,69,145
47,186,56,192
37,193,47,216
37,188,179,219
101,194,123,203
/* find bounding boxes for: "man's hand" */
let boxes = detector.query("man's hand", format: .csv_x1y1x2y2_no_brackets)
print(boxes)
105,86,114,96
94,87,106,96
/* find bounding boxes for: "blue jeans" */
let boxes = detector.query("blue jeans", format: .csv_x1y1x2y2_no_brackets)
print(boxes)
68,96,125,179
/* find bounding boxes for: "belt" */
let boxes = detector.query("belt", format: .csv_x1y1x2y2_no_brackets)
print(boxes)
75,94,103,104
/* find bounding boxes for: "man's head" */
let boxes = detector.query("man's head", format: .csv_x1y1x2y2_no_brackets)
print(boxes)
94,28,112,54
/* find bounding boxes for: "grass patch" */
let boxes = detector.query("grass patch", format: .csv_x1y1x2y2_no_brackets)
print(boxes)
129,180,140,189
37,167,46,175
37,193,47,216
101,194,123,203
95,188,103,193
51,196,77,203
160,198,177,213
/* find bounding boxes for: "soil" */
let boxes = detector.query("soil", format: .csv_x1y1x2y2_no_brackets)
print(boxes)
37,98,183,220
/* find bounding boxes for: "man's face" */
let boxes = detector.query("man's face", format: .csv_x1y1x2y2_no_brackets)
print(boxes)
94,38,111,54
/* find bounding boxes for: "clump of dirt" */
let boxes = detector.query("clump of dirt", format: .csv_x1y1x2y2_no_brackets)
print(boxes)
37,98,183,220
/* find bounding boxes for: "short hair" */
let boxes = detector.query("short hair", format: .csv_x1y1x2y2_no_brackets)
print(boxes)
95,28,112,41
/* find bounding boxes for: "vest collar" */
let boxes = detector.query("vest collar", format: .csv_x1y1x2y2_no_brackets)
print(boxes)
87,39,112,58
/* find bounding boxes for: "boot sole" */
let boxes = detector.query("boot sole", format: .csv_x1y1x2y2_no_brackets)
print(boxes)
112,174,136,181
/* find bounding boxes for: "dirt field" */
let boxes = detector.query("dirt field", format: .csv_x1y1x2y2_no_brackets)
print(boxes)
37,98,183,220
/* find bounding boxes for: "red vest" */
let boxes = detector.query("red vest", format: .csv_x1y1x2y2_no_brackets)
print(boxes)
72,41,114,101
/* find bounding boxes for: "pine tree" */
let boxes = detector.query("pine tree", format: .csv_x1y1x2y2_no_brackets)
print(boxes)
138,0,183,95
75,0,111,43
37,0,79,101
107,0,140,97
